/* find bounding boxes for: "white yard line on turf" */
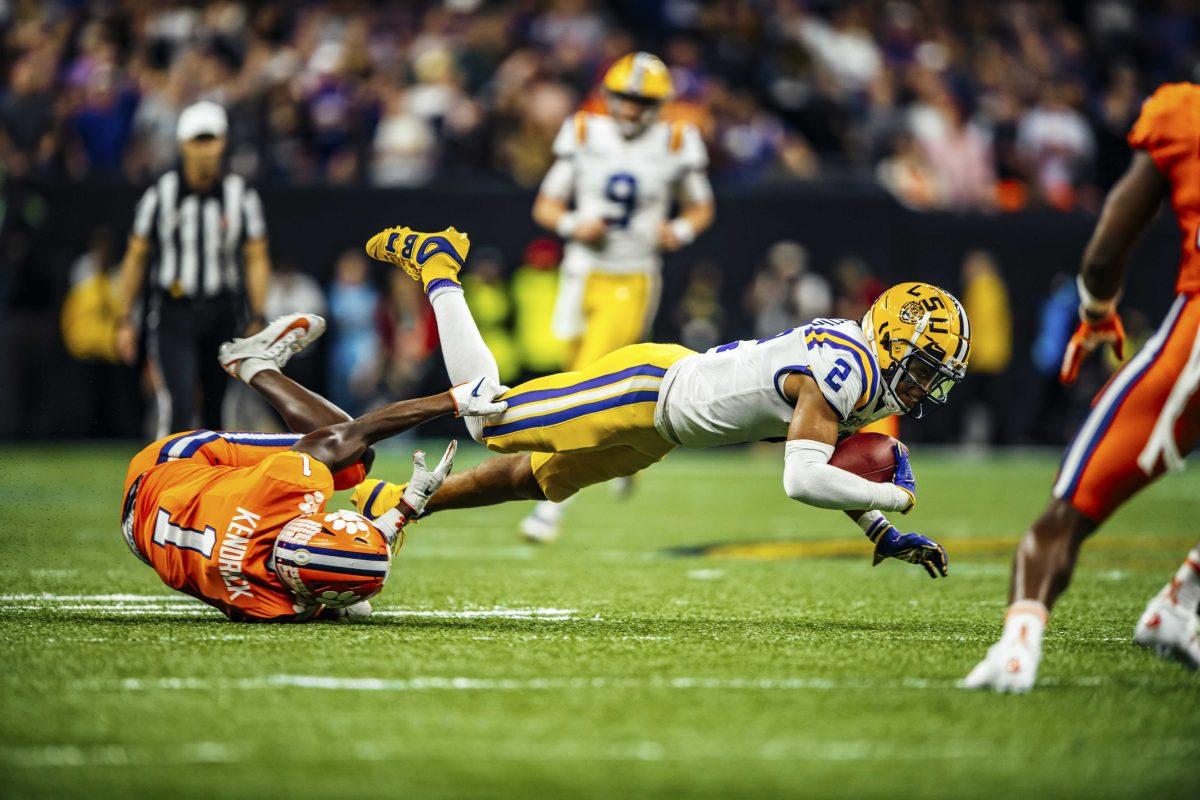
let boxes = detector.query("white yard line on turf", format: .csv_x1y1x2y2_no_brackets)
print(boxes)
7,735,1197,769
0,594,589,621
98,674,1133,692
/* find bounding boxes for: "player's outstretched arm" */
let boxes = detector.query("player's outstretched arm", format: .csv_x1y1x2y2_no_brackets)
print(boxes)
781,376,915,513
293,377,507,473
1061,152,1168,384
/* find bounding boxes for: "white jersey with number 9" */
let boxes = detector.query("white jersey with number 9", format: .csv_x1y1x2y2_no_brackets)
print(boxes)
540,112,710,277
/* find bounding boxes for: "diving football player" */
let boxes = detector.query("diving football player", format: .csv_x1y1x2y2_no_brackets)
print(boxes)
357,225,969,578
965,83,1200,692
525,51,715,542
120,313,505,622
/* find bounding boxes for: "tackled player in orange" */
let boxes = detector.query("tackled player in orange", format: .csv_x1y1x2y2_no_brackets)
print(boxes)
121,314,506,621
965,83,1200,690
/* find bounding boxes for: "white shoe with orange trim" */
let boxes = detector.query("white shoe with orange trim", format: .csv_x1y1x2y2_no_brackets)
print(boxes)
1133,582,1200,670
961,602,1046,693
218,313,326,382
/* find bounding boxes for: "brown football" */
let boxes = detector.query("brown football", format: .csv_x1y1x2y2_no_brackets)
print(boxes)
830,432,899,483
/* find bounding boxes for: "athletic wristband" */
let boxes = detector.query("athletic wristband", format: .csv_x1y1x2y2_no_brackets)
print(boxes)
855,510,890,542
1076,274,1118,320
373,507,406,547
669,218,696,246
555,212,579,239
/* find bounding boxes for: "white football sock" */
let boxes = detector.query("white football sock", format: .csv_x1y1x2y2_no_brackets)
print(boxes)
428,285,499,385
428,285,500,442
1001,600,1047,650
1170,547,1200,610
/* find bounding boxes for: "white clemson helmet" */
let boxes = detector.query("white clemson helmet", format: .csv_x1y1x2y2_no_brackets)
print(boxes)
272,511,390,609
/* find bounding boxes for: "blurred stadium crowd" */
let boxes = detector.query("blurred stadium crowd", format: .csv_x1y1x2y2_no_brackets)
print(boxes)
3,0,1198,210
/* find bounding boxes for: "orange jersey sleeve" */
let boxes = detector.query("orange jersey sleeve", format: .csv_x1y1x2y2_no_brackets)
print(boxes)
130,450,336,621
125,430,367,498
1127,82,1200,294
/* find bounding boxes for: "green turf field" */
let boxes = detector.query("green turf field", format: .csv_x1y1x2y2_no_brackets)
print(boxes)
1,442,1198,799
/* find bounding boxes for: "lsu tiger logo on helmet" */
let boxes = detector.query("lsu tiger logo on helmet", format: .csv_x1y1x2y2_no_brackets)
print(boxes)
272,510,391,609
602,52,672,138
861,282,971,418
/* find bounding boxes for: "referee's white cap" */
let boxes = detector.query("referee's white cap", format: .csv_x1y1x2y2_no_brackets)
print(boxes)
177,101,228,142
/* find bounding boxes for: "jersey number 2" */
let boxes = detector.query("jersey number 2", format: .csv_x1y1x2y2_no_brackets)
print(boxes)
824,358,852,392
604,173,638,229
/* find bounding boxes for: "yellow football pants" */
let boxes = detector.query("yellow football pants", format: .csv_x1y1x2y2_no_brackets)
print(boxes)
480,342,694,502
569,273,661,370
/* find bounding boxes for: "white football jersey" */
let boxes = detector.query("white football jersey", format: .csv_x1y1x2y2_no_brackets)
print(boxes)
654,319,890,449
542,112,708,275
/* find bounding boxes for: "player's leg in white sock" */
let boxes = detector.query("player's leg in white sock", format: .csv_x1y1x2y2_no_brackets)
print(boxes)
520,496,575,544
427,283,500,442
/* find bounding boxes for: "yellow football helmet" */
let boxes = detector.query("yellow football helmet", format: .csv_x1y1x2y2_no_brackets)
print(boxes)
603,52,672,137
861,282,971,418
603,52,673,100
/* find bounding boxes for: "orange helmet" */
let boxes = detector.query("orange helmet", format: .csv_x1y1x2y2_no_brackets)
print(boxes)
273,510,391,609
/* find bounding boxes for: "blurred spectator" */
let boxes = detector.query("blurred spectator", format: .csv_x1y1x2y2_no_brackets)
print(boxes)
512,238,566,374
327,249,381,416
61,227,120,363
876,131,943,210
0,1,1194,207
379,271,437,399
59,226,141,436
1017,83,1096,209
676,261,724,353
463,247,520,383
745,241,832,338
958,250,1013,445
833,256,884,321
1027,273,1077,444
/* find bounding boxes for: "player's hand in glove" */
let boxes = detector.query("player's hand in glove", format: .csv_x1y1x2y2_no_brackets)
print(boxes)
401,440,456,518
892,443,916,513
871,525,948,578
449,377,509,418
1060,311,1125,385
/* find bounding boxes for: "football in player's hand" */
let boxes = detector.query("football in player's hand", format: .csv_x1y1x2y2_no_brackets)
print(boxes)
830,432,899,482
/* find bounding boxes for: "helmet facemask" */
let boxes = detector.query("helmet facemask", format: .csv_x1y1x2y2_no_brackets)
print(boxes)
871,306,967,419
606,91,661,138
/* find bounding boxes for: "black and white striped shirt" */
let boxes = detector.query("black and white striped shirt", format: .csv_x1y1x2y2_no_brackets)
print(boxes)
132,171,266,298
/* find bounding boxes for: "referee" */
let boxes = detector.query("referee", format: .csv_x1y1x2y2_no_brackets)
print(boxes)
115,101,272,436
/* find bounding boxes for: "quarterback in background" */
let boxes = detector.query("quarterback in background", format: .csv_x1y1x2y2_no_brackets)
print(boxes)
524,51,715,542
965,83,1200,692
359,225,965,585
120,313,504,622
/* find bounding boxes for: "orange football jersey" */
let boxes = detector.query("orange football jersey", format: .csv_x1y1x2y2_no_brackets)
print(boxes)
121,431,362,621
1127,82,1200,294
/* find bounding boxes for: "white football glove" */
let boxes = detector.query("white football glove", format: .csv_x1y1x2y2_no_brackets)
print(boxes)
450,377,509,418
400,440,456,518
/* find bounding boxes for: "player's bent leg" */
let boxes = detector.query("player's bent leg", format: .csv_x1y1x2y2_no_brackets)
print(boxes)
963,499,1098,693
425,454,546,512
1010,499,1099,610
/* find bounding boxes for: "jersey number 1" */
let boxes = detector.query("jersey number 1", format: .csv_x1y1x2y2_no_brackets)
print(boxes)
152,508,216,557
604,173,638,229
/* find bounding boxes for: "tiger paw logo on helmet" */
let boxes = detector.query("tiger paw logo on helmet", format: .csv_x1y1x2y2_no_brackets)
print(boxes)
298,491,324,514
273,511,391,609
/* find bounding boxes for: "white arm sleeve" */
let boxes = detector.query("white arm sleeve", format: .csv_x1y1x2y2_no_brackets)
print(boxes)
782,440,912,511
538,158,575,200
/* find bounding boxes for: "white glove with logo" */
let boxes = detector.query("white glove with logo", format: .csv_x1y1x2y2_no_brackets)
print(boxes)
400,440,457,518
450,377,509,418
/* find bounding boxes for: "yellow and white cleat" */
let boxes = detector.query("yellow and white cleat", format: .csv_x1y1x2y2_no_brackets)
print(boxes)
364,225,470,289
